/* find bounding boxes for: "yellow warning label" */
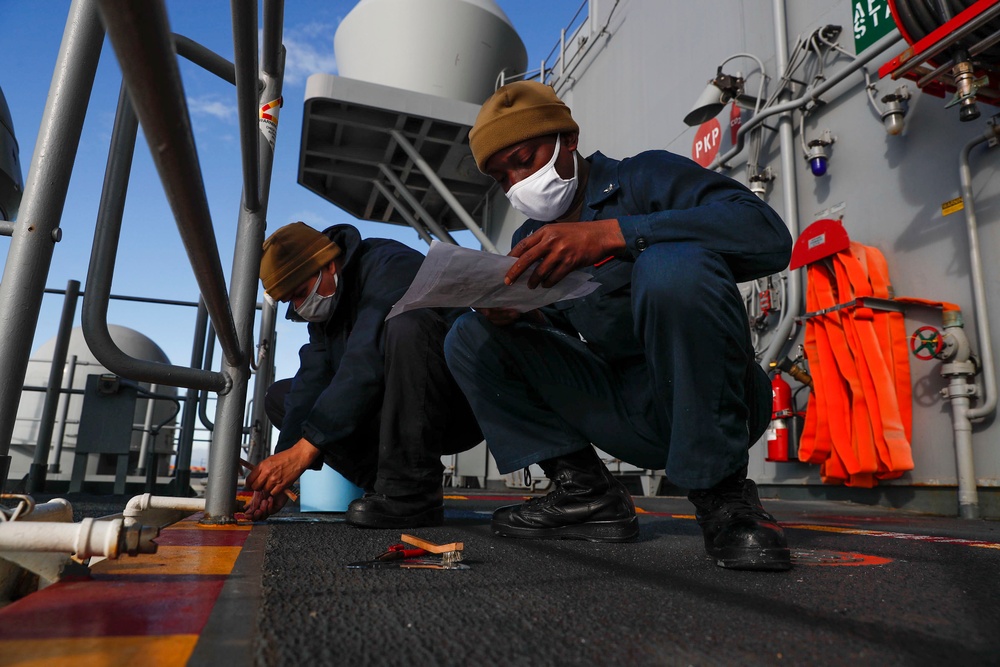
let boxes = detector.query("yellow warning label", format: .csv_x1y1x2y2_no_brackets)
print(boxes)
942,196,964,216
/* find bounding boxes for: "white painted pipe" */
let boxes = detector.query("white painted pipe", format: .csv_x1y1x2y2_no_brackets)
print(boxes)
23,498,74,523
136,383,159,475
762,0,802,368
958,128,999,421
123,493,205,525
0,517,125,559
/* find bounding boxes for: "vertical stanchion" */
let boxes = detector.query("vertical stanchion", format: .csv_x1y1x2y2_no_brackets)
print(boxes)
27,280,81,493
0,0,104,494
173,300,209,496
203,0,285,522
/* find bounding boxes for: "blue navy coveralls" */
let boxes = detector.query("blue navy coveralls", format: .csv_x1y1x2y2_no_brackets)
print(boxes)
444,150,791,490
266,224,481,496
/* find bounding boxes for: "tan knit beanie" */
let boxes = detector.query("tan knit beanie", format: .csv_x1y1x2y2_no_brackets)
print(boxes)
469,81,579,172
260,222,341,302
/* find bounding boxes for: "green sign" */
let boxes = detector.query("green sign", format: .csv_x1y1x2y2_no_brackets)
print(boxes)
853,0,897,53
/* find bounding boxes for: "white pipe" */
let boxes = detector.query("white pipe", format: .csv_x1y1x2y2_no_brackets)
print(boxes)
0,517,124,559
23,498,74,523
136,383,158,475
49,354,77,472
958,128,999,420
762,0,801,368
123,493,206,523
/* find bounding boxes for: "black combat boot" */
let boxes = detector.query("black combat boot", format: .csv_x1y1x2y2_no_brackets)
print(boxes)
688,469,791,571
345,489,443,529
492,447,638,542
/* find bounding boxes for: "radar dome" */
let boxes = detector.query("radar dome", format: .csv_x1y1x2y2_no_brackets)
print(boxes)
334,0,528,105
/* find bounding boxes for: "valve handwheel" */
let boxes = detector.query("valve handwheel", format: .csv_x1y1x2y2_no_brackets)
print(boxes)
910,326,944,360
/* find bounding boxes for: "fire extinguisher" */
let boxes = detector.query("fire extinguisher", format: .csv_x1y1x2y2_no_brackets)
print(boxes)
766,371,793,462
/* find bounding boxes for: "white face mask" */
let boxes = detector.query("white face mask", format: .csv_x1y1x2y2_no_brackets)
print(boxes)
295,270,338,322
505,134,579,221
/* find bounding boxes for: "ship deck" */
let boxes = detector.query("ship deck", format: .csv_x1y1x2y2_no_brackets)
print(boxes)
1,490,998,666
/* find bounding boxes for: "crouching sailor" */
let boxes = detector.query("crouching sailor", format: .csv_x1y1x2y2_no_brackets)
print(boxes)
245,222,482,528
444,81,794,570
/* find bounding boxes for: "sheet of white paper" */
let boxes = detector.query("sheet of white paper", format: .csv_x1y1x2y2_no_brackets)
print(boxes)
386,241,600,320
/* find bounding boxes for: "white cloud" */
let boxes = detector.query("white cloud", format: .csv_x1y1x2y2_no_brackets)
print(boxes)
187,95,237,123
272,22,339,86
286,209,334,228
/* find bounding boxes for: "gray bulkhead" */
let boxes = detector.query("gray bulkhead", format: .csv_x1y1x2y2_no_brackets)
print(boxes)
483,0,1000,511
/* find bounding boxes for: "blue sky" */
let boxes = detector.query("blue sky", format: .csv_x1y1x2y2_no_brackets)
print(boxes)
0,0,583,462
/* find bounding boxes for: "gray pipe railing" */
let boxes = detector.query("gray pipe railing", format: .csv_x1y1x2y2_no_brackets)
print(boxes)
0,0,104,495
173,301,209,495
81,81,231,393
230,2,261,212
247,298,278,467
173,34,236,85
203,0,285,522
26,280,80,494
96,0,243,369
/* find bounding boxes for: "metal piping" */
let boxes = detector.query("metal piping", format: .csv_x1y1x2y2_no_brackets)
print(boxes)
27,280,80,493
173,301,209,493
49,355,78,473
123,493,206,527
203,1,285,522
96,0,243,369
390,130,500,253
135,383,159,476
247,298,278,466
81,81,231,393
710,30,905,171
0,517,157,559
761,0,802,368
958,127,999,421
0,0,104,494
230,0,261,212
378,165,457,245
173,34,236,85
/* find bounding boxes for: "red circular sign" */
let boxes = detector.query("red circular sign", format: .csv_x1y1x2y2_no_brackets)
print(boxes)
692,118,722,168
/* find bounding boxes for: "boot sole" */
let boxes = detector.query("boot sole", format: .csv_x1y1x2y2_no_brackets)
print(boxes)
492,516,639,543
710,546,792,571
346,506,444,529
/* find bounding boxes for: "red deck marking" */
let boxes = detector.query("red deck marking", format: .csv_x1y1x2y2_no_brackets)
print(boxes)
0,516,250,644
0,577,226,639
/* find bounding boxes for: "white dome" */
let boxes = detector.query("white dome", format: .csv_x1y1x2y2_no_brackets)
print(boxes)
334,0,528,105
14,326,177,453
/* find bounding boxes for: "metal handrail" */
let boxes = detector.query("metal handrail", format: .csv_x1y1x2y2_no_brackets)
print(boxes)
81,81,231,394
96,0,243,369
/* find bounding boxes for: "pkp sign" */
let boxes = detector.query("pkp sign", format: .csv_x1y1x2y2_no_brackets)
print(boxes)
692,118,721,168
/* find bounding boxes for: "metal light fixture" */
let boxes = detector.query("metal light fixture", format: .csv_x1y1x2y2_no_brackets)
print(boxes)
684,69,746,126
880,86,911,135
803,129,835,177
684,53,767,127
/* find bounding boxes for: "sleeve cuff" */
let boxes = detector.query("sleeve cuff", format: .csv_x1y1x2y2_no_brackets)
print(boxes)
618,214,655,259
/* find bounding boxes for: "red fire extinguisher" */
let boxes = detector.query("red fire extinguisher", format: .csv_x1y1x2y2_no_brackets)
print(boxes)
766,372,793,461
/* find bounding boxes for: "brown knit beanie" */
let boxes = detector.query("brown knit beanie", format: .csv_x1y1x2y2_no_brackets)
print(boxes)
469,81,579,172
260,222,341,302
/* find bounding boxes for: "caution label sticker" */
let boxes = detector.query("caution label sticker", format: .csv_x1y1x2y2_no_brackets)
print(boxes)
259,97,282,151
942,196,964,216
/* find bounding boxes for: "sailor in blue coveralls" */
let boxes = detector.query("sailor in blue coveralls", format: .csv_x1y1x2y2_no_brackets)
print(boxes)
444,81,793,570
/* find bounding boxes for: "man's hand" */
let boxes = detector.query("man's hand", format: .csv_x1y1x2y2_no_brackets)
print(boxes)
505,219,626,288
243,489,288,521
244,438,321,505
